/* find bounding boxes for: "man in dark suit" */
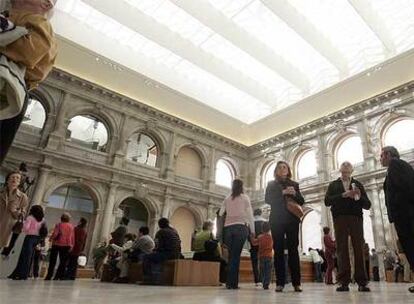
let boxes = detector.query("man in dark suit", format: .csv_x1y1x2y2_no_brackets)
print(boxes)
325,161,371,292
380,146,414,293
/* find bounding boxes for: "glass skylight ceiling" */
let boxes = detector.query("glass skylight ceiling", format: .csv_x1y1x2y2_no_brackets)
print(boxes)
53,0,414,123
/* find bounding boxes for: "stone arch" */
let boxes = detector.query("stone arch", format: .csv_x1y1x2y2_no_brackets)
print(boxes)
374,111,414,148
326,128,360,168
114,193,160,220
169,203,204,228
65,106,119,140
290,144,317,180
259,159,277,189
175,144,206,179
30,86,56,116
214,153,239,177
43,178,103,212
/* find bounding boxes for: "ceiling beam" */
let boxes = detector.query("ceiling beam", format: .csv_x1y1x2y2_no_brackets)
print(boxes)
83,0,277,106
347,0,396,55
261,0,349,76
170,0,310,92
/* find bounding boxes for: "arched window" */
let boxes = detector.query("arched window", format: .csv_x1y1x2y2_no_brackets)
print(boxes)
296,150,317,180
176,146,202,179
67,115,108,151
215,159,235,188
126,133,158,167
262,161,276,188
383,119,414,152
301,208,322,251
22,97,46,130
336,136,364,167
119,198,149,233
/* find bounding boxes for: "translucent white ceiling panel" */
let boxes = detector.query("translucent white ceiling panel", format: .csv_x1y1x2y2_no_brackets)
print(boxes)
54,0,414,124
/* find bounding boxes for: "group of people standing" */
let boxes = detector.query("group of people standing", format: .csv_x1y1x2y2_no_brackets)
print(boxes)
220,145,414,294
0,170,88,281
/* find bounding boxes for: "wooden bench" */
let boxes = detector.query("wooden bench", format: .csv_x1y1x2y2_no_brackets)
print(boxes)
103,259,220,286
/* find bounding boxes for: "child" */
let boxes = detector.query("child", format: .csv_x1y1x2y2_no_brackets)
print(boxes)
0,0,58,165
251,222,273,289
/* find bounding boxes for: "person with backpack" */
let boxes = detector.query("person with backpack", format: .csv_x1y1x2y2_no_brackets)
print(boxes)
8,204,47,280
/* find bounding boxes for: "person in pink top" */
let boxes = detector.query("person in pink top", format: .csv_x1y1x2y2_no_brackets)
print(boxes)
219,179,255,289
8,205,46,280
323,226,336,285
45,212,74,280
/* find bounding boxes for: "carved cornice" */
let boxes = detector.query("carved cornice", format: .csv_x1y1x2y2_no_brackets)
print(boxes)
250,81,414,153
45,69,248,152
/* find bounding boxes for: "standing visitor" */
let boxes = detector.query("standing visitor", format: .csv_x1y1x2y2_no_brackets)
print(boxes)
219,179,255,290
309,248,323,282
370,249,380,282
8,205,46,280
325,161,371,292
66,217,88,280
250,222,273,290
323,227,336,285
249,208,266,286
265,161,305,292
45,213,74,280
380,146,414,293
0,171,28,253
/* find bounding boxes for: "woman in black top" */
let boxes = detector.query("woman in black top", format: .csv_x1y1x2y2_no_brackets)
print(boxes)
265,161,305,292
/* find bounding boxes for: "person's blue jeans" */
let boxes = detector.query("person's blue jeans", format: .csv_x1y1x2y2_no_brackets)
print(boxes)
314,262,323,282
10,235,40,279
250,246,260,283
260,257,272,288
223,224,248,288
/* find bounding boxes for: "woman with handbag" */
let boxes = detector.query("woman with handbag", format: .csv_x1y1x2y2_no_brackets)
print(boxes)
219,179,255,289
8,205,47,280
45,212,74,280
0,171,28,252
265,161,305,292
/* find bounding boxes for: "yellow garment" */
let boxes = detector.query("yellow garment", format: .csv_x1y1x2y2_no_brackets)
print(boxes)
0,9,57,90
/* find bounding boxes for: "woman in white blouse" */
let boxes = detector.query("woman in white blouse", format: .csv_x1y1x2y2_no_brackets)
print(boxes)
219,179,255,289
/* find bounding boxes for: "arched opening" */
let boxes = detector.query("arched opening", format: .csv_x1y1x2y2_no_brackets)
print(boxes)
215,159,235,188
335,135,364,168
170,207,196,252
175,146,202,179
118,198,149,234
301,208,322,252
383,119,414,152
262,161,276,188
126,133,159,167
296,149,317,180
22,97,47,130
67,115,109,152
46,184,96,253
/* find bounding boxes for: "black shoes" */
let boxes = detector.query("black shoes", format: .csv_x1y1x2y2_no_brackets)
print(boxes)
408,286,414,293
358,286,371,292
336,285,350,292
294,286,303,292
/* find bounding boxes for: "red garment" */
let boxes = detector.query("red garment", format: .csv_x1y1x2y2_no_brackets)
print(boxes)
324,234,336,254
51,222,74,248
71,226,87,256
252,233,273,258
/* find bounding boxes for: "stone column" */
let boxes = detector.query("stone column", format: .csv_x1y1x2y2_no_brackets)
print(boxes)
316,134,328,182
149,215,160,238
113,114,129,167
99,183,118,241
164,132,176,179
46,92,70,150
31,167,51,205
162,188,172,218
357,119,376,171
207,148,216,190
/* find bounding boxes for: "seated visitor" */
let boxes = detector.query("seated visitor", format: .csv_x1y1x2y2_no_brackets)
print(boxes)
250,222,273,290
108,216,129,260
192,220,217,259
110,232,136,281
142,217,181,284
0,0,58,165
92,240,108,279
193,239,227,284
129,226,155,262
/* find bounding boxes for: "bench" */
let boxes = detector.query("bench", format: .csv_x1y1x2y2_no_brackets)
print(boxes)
103,259,220,286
